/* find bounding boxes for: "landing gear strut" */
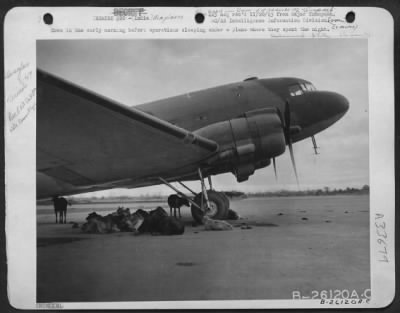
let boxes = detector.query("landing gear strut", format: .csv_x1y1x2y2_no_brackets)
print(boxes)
159,169,230,224
190,169,230,223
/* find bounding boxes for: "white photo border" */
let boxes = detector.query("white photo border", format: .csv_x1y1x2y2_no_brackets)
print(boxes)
4,6,395,309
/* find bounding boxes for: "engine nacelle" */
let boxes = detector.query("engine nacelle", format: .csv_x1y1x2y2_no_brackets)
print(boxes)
194,109,286,182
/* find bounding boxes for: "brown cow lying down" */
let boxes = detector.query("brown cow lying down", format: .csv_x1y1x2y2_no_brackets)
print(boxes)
114,207,145,232
81,212,119,234
81,206,184,235
203,216,233,231
144,207,185,235
81,209,144,234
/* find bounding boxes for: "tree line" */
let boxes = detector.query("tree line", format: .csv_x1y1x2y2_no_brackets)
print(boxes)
39,185,369,204
243,185,369,198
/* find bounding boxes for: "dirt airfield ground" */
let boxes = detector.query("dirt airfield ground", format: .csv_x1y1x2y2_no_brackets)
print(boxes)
37,195,370,302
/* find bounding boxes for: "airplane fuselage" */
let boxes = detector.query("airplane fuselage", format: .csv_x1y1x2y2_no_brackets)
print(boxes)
134,77,348,182
136,77,348,143
136,78,283,132
37,76,349,198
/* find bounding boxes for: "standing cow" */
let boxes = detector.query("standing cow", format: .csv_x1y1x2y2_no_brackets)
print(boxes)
167,194,190,219
52,196,69,224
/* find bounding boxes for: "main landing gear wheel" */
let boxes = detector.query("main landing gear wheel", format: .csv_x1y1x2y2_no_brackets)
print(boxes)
218,192,230,210
191,190,230,223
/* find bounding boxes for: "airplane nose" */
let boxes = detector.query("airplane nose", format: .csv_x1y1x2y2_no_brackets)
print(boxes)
290,90,350,141
311,91,349,120
332,92,349,116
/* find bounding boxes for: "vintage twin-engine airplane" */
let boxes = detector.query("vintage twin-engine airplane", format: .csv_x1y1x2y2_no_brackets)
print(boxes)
37,70,349,222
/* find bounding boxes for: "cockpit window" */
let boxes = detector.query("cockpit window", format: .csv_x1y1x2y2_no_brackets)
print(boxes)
289,85,303,96
301,82,316,92
290,82,316,96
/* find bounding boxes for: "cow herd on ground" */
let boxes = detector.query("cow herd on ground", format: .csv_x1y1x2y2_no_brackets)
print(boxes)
81,206,185,235
53,194,241,235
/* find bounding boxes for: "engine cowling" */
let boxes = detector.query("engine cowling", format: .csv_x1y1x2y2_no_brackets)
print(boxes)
194,108,286,182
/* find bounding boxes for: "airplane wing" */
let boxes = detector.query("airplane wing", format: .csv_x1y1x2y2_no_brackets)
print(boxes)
37,70,218,198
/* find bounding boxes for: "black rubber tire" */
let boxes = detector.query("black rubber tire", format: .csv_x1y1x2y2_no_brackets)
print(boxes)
191,190,229,223
218,192,230,210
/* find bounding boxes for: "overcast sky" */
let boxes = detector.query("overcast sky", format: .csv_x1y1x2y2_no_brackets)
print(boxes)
37,39,369,197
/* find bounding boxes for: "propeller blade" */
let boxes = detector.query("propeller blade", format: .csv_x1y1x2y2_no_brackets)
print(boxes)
281,99,293,148
272,157,277,180
311,135,319,155
284,99,299,185
288,141,299,186
278,99,299,186
284,100,291,131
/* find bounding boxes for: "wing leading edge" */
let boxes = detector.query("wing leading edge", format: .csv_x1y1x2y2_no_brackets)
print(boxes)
37,70,218,198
